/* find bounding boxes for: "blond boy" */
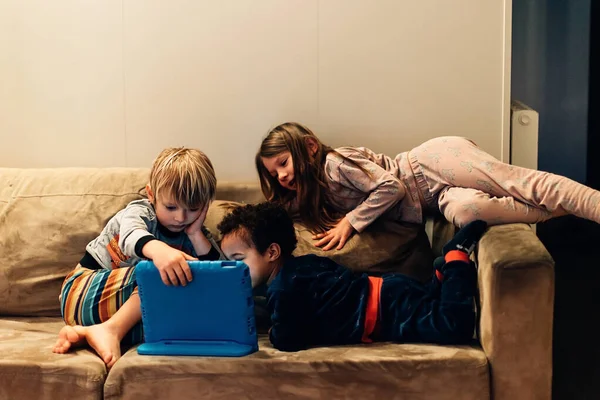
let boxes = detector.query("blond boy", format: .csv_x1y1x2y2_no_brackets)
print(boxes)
53,148,222,367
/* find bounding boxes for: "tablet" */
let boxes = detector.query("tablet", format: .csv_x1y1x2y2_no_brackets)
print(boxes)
136,260,258,357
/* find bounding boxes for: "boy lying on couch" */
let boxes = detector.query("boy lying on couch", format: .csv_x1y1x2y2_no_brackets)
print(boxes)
217,202,486,352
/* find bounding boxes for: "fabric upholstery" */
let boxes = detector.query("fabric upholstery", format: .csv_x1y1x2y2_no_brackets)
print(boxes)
477,223,554,400
0,168,555,400
0,317,106,400
0,168,148,316
204,201,435,281
104,338,489,400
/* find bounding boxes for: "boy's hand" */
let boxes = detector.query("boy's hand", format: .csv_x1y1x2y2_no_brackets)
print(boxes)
312,216,356,251
185,204,214,256
142,240,197,286
185,204,209,237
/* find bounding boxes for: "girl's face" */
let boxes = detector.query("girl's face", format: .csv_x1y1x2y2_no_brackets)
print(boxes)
261,151,297,191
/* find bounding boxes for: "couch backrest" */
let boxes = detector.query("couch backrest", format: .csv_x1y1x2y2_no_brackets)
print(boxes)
0,167,275,317
0,168,149,317
0,167,445,317
205,201,437,282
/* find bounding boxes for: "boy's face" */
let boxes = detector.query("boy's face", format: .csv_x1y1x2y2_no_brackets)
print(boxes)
152,194,203,233
221,233,274,288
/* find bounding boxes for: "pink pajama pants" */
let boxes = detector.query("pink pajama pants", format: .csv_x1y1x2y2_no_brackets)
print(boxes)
410,137,600,227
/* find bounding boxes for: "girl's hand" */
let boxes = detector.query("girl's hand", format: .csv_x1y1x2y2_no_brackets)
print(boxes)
312,217,356,251
185,204,209,237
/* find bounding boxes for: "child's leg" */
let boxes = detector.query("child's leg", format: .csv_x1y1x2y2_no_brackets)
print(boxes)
53,294,141,367
53,265,141,367
438,186,562,227
413,136,600,226
378,220,486,344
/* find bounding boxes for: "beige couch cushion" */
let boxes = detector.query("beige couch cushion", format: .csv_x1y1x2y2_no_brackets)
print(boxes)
0,317,106,400
204,201,435,281
0,168,149,317
104,339,489,400
294,219,435,281
0,165,436,317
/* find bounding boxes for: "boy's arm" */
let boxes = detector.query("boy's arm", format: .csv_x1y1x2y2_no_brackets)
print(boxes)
268,288,311,352
267,257,337,352
187,229,213,257
185,205,217,258
197,226,225,260
117,203,159,258
118,202,194,285
141,240,194,286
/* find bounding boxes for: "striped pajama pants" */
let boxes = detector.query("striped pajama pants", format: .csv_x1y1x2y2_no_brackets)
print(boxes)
59,264,143,344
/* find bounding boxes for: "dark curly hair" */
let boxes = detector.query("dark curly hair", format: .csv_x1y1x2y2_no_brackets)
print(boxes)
217,202,298,259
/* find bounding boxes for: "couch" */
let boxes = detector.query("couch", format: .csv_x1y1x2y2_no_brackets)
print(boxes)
0,167,554,400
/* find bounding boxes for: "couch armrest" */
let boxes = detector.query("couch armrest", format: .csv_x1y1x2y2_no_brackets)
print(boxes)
476,223,554,400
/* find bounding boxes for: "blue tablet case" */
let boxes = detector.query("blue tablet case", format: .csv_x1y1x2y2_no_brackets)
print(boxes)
136,260,258,357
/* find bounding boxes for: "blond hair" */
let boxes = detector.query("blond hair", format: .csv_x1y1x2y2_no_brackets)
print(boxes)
149,147,216,208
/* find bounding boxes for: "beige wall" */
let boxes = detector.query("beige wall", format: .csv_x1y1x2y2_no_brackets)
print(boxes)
0,0,511,182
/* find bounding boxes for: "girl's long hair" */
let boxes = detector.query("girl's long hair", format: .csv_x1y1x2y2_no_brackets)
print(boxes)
255,122,368,233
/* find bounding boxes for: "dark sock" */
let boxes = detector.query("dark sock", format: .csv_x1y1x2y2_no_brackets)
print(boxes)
436,220,487,280
442,220,488,257
445,250,470,264
433,256,445,282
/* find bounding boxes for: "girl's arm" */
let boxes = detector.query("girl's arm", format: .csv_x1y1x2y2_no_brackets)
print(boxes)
329,151,406,233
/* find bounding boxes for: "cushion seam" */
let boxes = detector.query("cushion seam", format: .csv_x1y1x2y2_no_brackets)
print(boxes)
10,192,144,199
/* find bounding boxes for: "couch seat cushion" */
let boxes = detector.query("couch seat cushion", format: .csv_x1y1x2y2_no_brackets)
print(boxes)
0,317,106,400
105,336,489,400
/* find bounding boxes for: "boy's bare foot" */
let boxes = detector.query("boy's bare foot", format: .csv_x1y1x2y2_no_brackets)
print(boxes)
53,325,85,353
52,323,122,368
